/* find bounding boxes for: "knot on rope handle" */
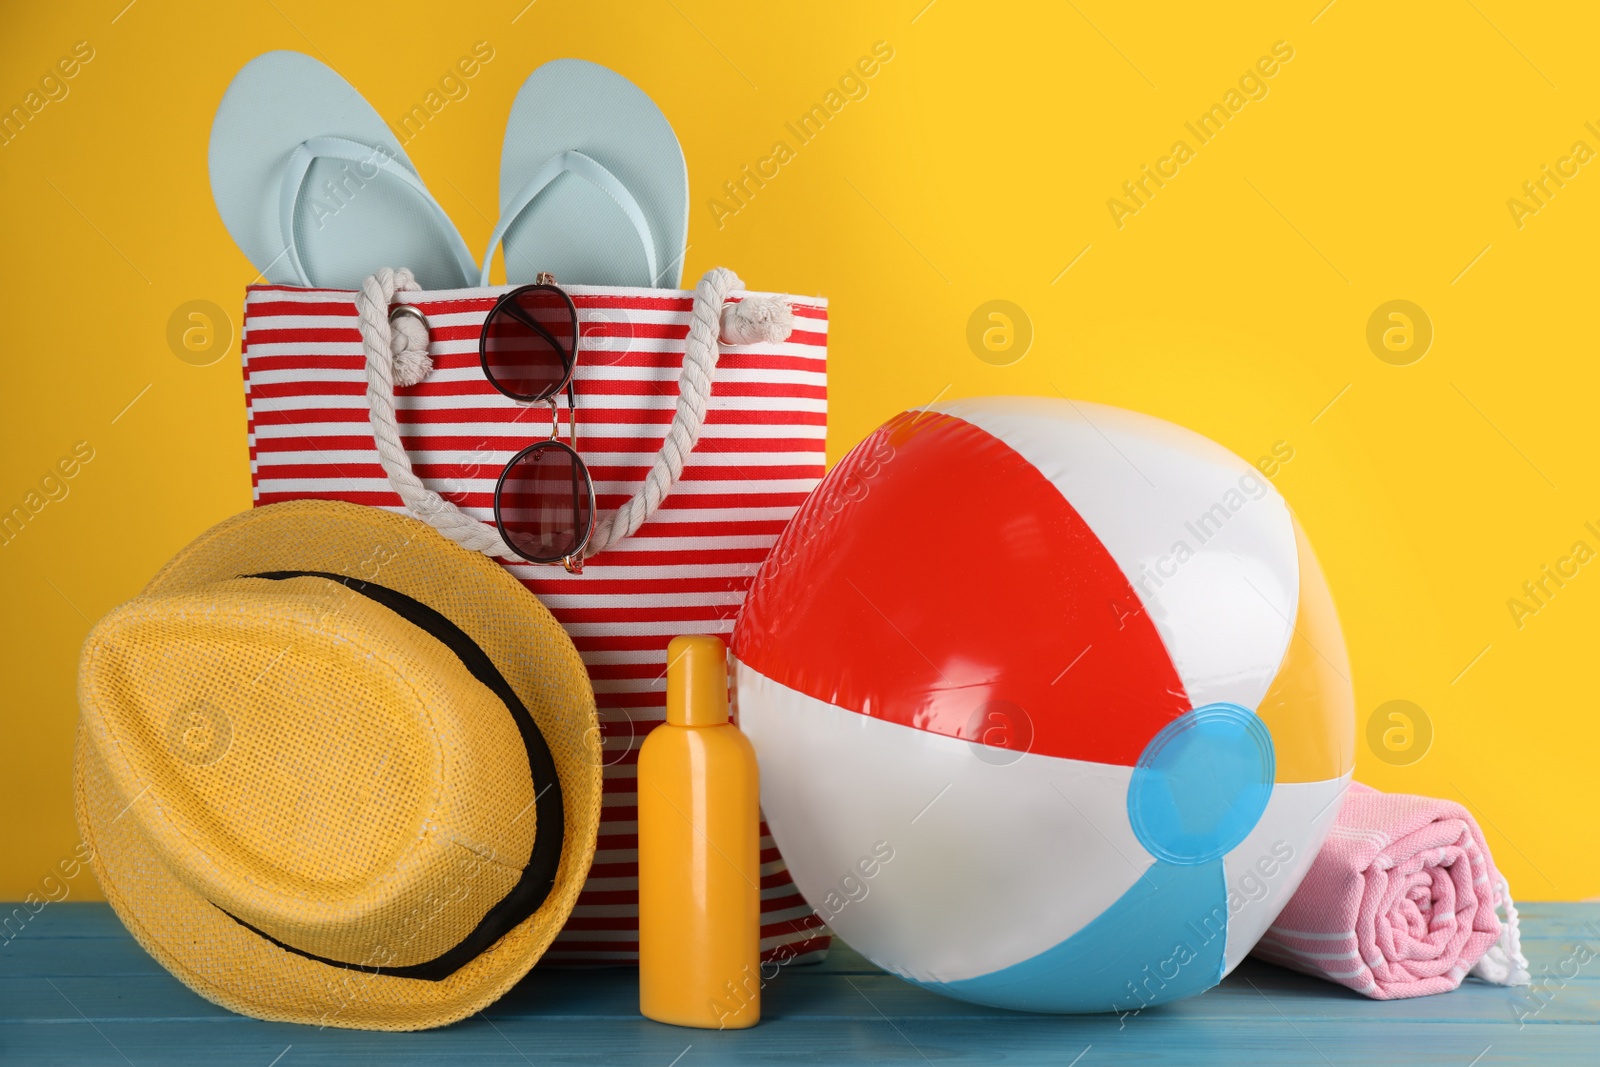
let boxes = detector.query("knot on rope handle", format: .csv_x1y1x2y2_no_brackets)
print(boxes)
390,321,432,389
721,292,795,345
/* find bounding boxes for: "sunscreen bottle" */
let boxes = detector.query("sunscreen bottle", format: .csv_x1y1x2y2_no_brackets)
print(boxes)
638,635,762,1029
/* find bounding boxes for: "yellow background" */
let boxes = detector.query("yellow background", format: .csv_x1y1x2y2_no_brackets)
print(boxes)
3,1,1596,902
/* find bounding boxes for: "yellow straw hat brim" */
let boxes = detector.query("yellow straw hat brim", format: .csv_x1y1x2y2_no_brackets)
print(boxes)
75,501,601,1031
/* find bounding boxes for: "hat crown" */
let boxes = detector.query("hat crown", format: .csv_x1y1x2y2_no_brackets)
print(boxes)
80,576,538,969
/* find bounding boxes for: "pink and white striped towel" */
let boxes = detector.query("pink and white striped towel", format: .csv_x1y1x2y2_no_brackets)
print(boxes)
1251,782,1530,999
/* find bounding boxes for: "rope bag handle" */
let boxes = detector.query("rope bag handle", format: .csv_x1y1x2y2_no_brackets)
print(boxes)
354,266,796,564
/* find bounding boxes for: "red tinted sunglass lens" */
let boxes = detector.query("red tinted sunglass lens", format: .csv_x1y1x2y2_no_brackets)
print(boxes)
495,442,593,563
482,285,577,401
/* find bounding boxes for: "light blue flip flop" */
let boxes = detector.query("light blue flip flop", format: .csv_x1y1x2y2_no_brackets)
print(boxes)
209,51,477,290
482,59,688,288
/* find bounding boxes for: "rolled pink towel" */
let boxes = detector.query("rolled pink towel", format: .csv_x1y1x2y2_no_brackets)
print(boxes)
1251,782,1529,999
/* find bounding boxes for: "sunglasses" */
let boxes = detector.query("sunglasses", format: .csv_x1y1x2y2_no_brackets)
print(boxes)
444,274,596,572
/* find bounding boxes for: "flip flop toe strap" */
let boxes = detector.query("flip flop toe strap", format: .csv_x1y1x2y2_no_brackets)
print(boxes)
478,149,659,287
278,136,478,287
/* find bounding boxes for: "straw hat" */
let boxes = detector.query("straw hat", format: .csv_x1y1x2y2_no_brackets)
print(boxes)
74,501,600,1030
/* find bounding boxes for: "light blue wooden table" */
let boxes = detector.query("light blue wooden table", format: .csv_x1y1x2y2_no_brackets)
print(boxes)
3,903,1594,1065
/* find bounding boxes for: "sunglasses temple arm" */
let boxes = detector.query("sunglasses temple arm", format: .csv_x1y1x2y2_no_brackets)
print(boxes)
498,301,572,359
571,459,583,543
571,384,588,552
565,383,579,452
565,383,591,559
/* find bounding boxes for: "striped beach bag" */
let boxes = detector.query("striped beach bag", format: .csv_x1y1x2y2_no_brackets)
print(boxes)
239,266,830,966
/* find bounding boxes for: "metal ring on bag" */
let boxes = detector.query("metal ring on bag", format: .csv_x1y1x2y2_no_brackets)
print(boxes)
388,303,429,331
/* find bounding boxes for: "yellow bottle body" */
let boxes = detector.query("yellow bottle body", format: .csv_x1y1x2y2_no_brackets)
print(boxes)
638,635,762,1029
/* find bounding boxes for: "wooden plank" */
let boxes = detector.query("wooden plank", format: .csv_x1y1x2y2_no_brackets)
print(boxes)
0,904,1594,1065
1,1017,1594,1067
0,902,127,940
4,959,1595,1027
0,934,166,977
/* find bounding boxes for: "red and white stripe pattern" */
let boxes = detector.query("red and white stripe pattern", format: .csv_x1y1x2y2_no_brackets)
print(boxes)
240,281,831,965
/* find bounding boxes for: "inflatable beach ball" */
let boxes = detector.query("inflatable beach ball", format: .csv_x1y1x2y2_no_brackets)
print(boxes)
731,396,1354,1013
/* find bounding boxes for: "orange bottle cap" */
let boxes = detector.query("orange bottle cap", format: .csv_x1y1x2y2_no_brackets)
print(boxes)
665,635,730,726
